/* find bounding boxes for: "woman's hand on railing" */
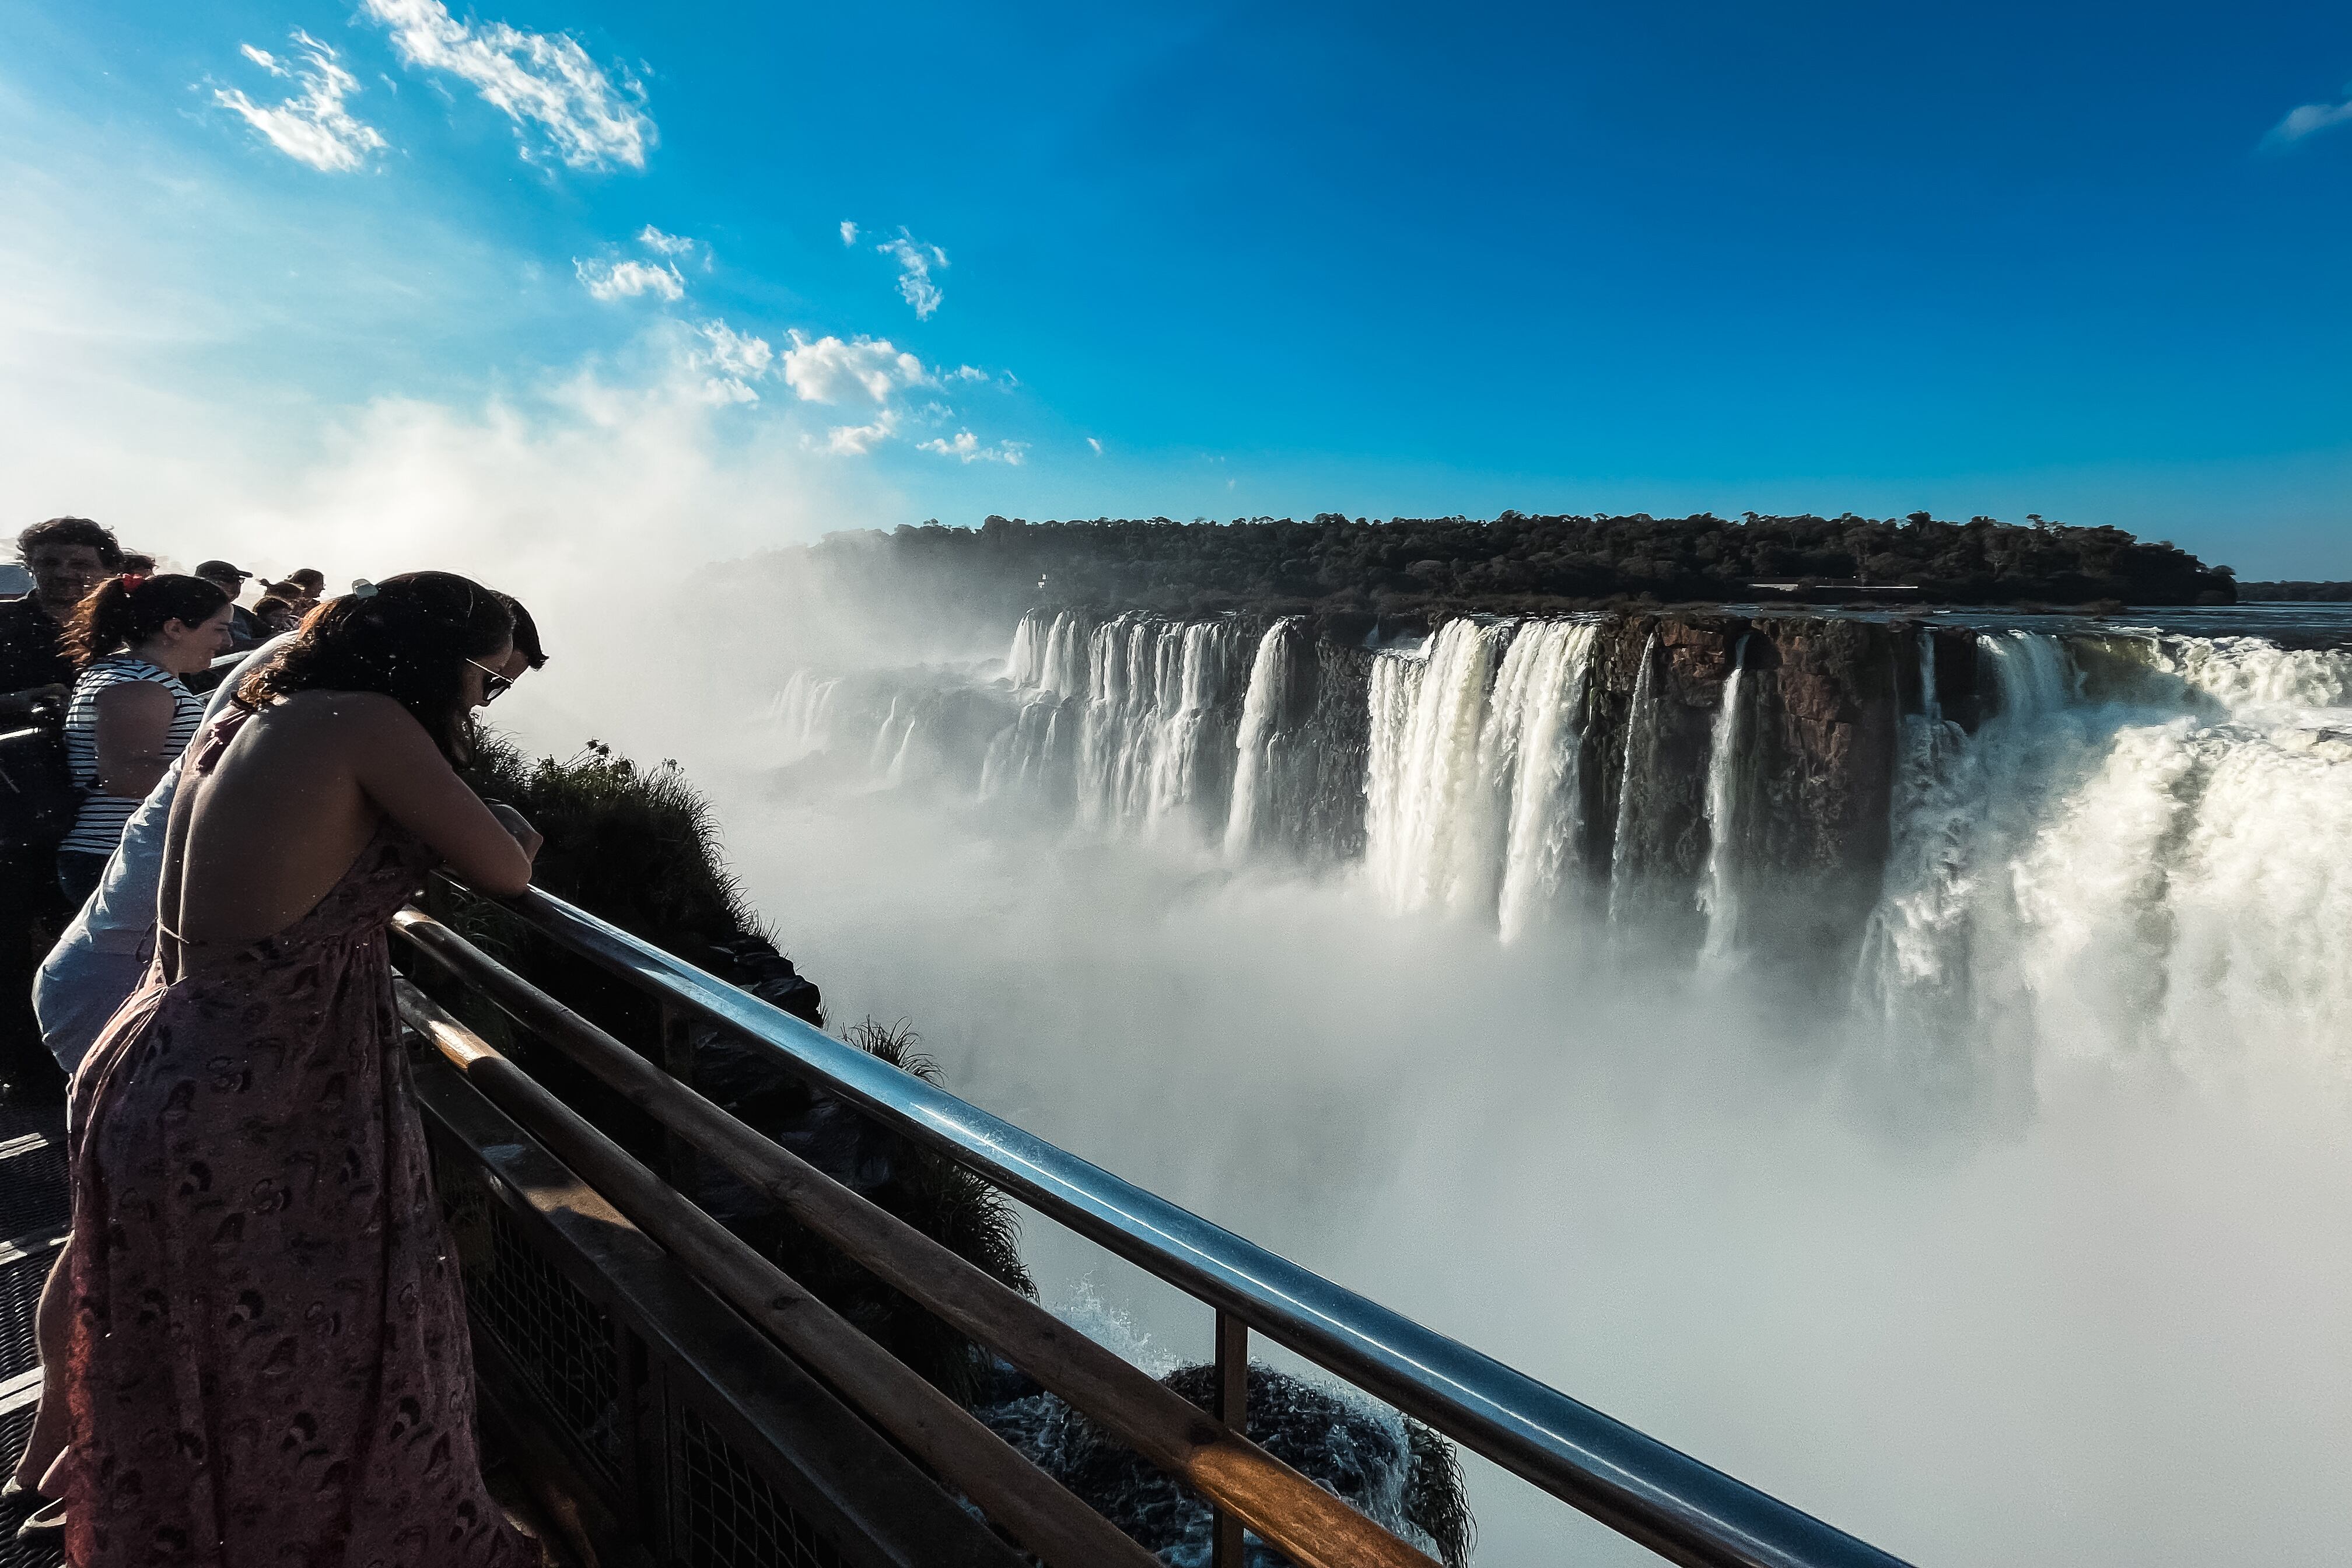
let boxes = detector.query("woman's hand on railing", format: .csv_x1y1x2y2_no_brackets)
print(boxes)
485,803,544,863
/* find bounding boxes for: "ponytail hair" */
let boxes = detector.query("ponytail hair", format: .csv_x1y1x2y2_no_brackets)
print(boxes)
65,573,230,670
237,570,513,764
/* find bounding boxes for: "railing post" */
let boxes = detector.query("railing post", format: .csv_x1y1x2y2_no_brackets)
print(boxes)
1212,1308,1248,1568
659,1003,698,1192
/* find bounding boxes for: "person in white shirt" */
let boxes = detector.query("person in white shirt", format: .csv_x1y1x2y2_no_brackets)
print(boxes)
34,634,290,1071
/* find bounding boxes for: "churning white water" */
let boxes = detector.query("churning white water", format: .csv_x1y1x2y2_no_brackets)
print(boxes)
1225,618,1304,860
1364,620,1511,915
698,603,2352,1567
795,608,2352,1074
1488,621,1600,943
1852,628,2352,1077
1695,634,1751,968
1073,615,1251,839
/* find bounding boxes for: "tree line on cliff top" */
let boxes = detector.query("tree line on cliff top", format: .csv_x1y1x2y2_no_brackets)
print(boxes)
796,511,2235,620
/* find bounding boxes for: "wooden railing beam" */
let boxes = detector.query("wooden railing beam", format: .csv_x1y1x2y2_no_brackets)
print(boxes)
396,978,1160,1568
394,909,1442,1568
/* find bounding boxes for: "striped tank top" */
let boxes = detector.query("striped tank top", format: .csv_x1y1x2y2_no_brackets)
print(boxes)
61,656,204,858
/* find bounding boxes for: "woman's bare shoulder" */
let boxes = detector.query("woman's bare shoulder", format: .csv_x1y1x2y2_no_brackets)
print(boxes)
255,691,426,750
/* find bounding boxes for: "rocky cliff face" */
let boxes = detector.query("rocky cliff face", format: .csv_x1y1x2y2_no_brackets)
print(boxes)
1557,614,1901,962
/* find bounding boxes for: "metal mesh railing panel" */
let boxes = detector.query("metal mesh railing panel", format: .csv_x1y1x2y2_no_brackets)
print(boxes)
438,1154,625,1478
674,1404,847,1568
0,1239,60,1387
0,1400,62,1568
0,1106,66,1244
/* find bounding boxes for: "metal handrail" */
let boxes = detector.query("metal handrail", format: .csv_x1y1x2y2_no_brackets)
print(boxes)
485,881,1915,1568
393,910,1439,1568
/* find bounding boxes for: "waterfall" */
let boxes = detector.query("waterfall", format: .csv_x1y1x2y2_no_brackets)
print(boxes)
991,610,1251,839
1849,628,2352,1080
1604,633,1662,929
785,607,2352,1069
771,670,842,760
1364,621,1511,914
2148,634,2352,712
1006,611,1043,687
1853,631,2074,1078
1226,618,1304,859
1489,621,1601,942
1031,610,1091,700
1696,635,1751,966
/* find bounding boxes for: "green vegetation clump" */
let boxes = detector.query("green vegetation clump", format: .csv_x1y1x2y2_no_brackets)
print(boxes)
430,735,1031,1402
744,1018,1035,1404
464,734,758,960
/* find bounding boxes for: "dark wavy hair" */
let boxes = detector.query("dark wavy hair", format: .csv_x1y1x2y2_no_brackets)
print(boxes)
18,517,123,569
65,573,230,670
237,571,513,763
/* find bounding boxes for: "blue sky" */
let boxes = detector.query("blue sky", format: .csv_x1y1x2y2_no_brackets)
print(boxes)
5,0,2352,576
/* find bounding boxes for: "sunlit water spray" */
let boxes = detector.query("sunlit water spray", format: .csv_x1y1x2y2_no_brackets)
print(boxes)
698,603,2352,1566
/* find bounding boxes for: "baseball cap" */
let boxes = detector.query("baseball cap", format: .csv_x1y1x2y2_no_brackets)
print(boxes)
193,559,251,582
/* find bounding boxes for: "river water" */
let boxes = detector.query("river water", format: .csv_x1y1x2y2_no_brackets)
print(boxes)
695,604,2352,1566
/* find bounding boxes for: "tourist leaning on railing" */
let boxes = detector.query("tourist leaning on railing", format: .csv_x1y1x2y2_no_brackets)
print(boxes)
9,587,550,1550
54,572,233,908
20,572,547,1563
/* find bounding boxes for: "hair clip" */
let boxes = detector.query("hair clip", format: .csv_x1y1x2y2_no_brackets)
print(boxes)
350,579,380,598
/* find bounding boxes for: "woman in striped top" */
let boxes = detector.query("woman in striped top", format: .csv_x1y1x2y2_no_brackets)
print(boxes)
57,573,234,905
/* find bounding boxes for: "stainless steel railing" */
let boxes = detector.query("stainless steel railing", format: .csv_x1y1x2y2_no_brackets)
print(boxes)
467,880,1914,1568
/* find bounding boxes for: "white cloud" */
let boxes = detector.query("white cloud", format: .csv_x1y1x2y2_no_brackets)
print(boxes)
2266,95,2352,149
359,0,654,170
824,412,900,454
839,220,859,246
574,256,684,302
876,228,947,318
1087,436,1104,454
692,318,774,403
212,30,388,173
918,429,1026,465
638,224,698,258
947,364,988,382
779,330,930,406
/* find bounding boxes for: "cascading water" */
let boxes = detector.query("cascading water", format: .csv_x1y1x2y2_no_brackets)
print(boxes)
1604,633,1664,931
770,669,842,761
748,601,2352,1567
1850,625,2352,1083
1695,634,1751,968
1070,614,1248,839
776,605,2352,1071
1225,618,1304,859
1364,621,1513,915
1488,622,1600,942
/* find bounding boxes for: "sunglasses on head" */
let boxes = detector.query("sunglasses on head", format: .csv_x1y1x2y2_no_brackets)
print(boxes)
466,658,514,705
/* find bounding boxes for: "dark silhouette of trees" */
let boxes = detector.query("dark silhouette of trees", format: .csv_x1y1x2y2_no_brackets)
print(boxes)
2236,581,2352,601
789,512,2236,626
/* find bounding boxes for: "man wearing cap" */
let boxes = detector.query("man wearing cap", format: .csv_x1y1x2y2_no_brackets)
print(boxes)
192,559,260,650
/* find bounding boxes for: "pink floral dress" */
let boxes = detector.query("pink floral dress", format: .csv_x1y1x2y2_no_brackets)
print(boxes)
61,710,533,1567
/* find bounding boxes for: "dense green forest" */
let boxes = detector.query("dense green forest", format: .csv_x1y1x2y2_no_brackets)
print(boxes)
794,512,2235,625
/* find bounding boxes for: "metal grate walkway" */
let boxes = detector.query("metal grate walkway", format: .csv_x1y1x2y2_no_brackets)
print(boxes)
0,1102,66,1568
